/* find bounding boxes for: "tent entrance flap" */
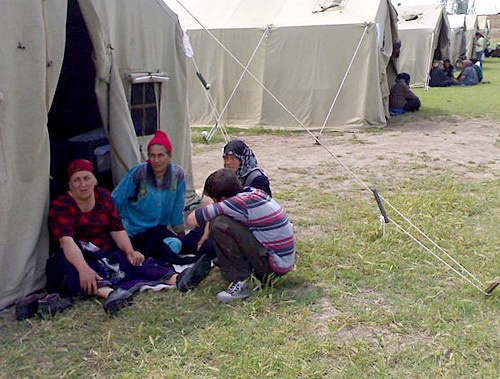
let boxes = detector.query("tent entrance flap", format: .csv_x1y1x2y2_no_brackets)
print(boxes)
47,0,111,200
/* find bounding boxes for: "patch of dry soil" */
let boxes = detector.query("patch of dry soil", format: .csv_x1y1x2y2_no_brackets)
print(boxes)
191,118,500,196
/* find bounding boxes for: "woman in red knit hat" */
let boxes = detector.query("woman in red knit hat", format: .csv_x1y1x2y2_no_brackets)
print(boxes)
112,130,197,266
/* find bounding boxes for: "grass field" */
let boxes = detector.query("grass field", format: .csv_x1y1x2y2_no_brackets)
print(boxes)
2,58,500,379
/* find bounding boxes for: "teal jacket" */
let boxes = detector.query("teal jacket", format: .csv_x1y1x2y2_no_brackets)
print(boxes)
112,162,185,236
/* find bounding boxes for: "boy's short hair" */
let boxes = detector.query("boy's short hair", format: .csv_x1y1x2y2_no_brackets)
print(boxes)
204,168,243,200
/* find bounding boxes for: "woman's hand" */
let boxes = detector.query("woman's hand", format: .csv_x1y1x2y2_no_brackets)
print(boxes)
126,250,145,266
79,266,103,295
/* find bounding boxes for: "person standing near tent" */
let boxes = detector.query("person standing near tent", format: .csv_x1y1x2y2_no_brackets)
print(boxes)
474,32,486,67
182,140,273,260
389,73,421,112
112,130,195,266
45,160,209,314
186,168,295,302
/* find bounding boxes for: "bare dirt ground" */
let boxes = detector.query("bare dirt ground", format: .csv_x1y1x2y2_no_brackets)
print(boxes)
191,116,500,195
191,116,500,244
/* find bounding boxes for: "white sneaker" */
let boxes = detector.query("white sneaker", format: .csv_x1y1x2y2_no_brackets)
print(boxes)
216,281,251,303
139,283,174,292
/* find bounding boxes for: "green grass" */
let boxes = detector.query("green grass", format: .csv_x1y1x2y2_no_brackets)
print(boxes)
4,174,500,378
411,57,500,121
3,59,500,379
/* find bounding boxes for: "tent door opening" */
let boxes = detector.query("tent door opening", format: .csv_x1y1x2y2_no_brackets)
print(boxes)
48,0,112,201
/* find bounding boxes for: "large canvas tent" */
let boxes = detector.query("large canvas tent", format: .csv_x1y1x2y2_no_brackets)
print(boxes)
465,14,479,59
448,14,467,63
0,0,195,309
477,15,491,40
164,0,399,129
396,4,451,87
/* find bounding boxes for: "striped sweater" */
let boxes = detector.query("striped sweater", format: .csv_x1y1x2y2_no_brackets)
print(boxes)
195,188,295,273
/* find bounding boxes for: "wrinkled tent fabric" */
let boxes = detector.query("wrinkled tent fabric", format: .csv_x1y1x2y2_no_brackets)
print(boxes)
0,0,195,309
396,4,451,87
0,0,66,311
465,14,479,59
477,15,490,42
164,0,399,129
448,15,467,64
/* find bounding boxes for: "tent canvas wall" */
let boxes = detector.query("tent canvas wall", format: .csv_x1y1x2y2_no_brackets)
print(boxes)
477,15,491,45
465,14,479,59
448,14,467,63
164,0,399,129
395,4,451,87
0,0,195,309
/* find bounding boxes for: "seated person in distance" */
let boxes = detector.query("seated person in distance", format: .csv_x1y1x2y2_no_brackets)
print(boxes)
389,73,421,112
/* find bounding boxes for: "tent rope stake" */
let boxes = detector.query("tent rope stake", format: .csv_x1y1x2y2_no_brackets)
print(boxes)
374,188,496,296
174,0,497,296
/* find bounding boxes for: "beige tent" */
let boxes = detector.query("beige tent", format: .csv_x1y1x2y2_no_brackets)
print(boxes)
448,15,467,63
465,14,479,59
164,0,399,129
0,0,195,309
478,15,491,40
396,4,451,87
477,15,491,50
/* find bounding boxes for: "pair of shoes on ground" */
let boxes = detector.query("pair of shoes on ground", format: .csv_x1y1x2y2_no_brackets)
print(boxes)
15,293,73,321
216,280,251,303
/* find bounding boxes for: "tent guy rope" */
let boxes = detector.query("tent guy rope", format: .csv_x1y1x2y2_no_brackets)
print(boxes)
173,0,499,296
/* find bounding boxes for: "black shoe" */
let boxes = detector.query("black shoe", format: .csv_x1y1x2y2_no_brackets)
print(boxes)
176,254,212,293
15,295,39,321
103,288,133,314
38,293,73,318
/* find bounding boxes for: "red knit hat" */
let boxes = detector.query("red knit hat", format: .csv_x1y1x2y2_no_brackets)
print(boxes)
67,159,94,180
148,130,172,154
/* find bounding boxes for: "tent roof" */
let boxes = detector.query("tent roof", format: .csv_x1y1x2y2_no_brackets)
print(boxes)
165,0,390,29
396,4,448,31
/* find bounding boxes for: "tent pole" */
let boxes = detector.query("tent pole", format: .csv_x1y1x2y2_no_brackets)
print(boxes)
424,32,435,91
205,25,271,144
319,24,369,135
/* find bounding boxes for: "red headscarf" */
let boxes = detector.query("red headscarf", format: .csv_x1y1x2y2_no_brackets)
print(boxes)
67,159,94,180
148,130,172,154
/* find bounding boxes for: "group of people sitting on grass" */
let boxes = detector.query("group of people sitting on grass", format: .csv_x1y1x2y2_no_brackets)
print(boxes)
388,52,486,116
428,58,483,88
16,131,295,319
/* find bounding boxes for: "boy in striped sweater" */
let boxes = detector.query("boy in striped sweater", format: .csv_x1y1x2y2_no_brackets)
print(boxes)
186,168,295,302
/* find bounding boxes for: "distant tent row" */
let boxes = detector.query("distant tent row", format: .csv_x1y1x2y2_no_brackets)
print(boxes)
164,0,400,130
395,4,451,88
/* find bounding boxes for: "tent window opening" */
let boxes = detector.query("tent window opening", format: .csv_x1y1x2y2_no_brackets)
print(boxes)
127,72,169,137
131,83,157,137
